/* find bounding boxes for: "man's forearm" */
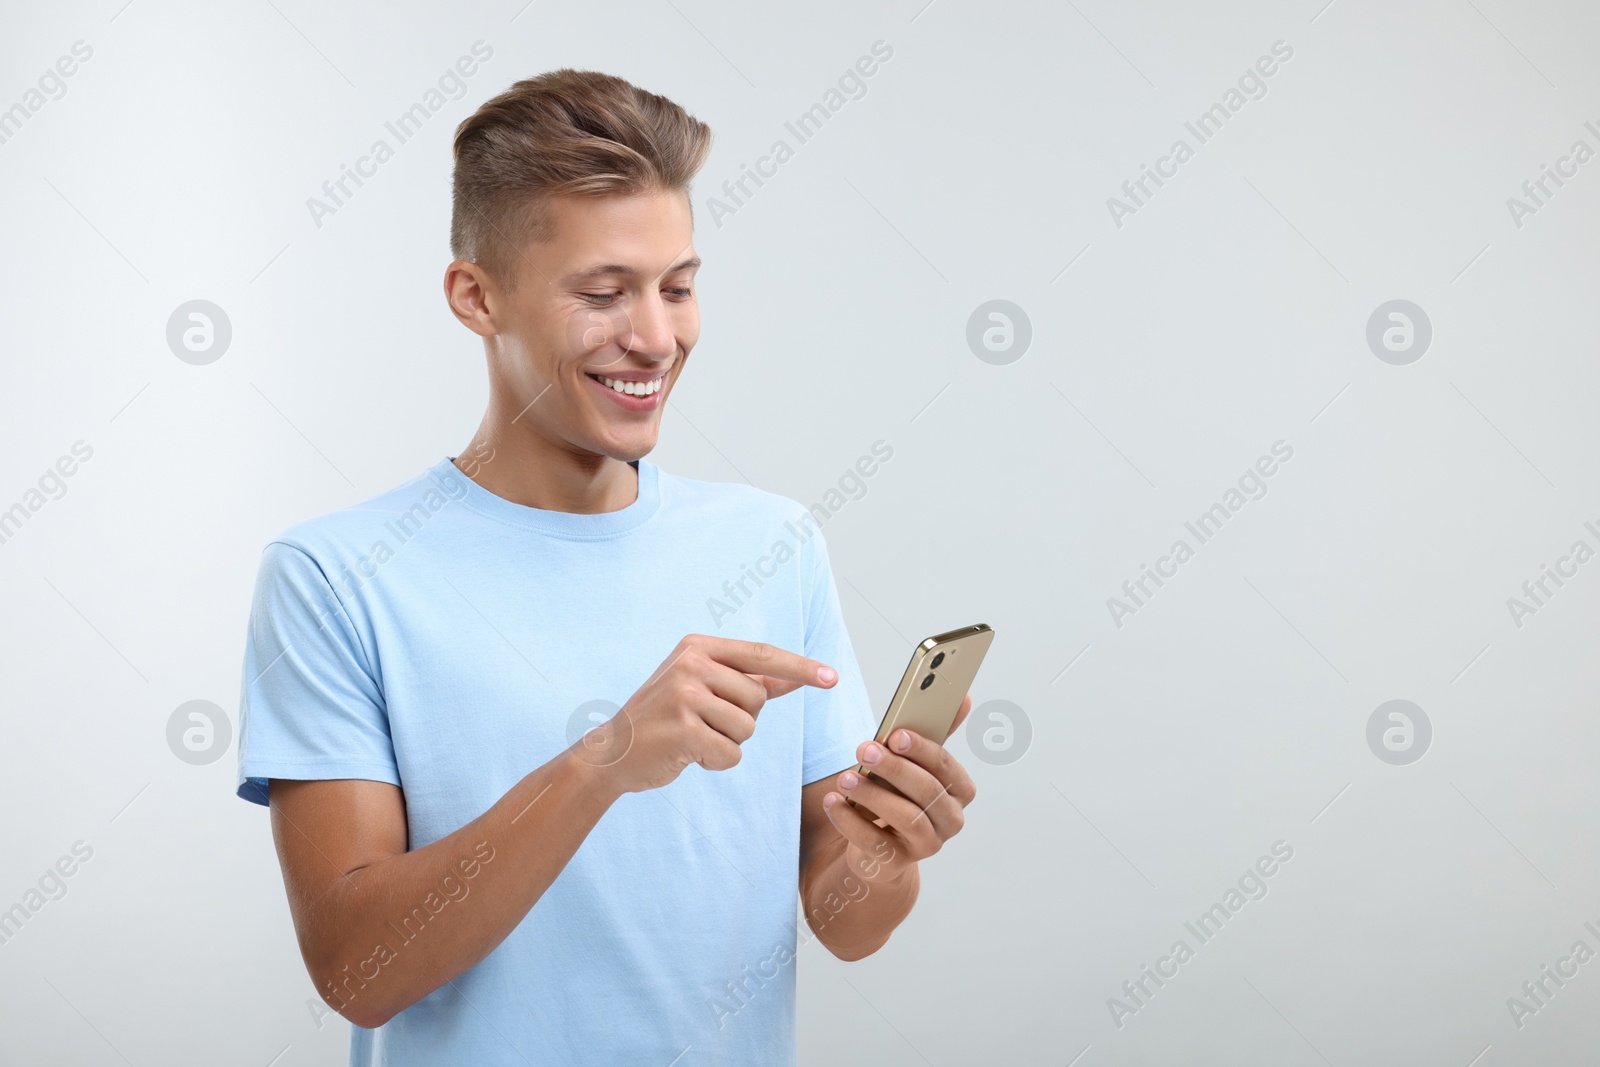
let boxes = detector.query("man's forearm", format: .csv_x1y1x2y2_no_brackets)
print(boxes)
799,835,919,961
294,748,622,1027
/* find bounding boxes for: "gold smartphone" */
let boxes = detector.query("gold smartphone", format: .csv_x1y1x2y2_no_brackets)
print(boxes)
845,623,995,824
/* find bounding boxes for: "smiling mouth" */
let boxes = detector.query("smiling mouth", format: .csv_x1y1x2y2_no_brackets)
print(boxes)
585,372,666,397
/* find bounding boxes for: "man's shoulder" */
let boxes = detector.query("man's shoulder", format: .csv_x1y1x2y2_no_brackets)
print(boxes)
655,461,817,535
262,459,463,563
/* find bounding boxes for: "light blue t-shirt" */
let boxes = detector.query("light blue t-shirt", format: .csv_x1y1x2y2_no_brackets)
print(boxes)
235,455,877,1066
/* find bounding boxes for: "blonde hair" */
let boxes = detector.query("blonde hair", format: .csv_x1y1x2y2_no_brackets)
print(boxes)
450,68,713,292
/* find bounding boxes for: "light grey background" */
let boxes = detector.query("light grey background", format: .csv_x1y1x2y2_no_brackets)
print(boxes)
2,0,1597,1064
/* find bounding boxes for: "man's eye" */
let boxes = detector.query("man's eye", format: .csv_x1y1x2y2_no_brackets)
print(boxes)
579,292,620,306
666,287,692,298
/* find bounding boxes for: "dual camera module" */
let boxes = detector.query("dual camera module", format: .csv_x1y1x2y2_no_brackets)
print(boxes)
919,648,951,690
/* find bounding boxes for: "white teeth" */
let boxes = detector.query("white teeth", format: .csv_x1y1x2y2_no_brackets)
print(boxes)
594,375,662,396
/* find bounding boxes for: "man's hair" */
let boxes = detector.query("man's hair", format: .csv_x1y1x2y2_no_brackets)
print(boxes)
450,68,713,293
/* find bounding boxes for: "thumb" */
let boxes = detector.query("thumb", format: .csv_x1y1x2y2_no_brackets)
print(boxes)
945,692,974,742
757,675,805,701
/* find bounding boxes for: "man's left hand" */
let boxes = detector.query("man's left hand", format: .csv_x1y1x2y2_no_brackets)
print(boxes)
822,693,976,878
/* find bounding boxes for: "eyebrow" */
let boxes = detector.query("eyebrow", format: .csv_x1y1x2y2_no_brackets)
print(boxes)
565,255,701,282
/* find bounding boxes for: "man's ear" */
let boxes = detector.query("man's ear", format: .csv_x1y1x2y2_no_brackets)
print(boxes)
444,260,499,338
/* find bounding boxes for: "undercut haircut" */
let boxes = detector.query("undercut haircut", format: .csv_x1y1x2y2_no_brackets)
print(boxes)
450,68,713,293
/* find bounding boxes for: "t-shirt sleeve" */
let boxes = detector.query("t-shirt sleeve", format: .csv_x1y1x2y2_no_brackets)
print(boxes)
234,540,400,806
798,527,878,785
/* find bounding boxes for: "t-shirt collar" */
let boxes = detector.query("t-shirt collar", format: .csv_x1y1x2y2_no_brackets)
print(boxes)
433,455,659,539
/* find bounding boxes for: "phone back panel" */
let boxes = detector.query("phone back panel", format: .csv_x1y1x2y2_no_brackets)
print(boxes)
875,624,995,745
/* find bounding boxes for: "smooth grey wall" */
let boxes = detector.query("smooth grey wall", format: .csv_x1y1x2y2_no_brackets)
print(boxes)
2,1,1597,1064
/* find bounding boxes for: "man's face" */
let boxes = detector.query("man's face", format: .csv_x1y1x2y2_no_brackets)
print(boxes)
488,189,699,462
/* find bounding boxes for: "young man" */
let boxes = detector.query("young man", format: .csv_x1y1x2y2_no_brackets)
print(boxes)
236,68,977,1065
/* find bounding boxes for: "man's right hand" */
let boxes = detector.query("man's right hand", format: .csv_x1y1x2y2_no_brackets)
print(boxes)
578,634,838,794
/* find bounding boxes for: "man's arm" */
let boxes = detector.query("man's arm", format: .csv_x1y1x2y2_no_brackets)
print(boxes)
271,747,621,1029
269,633,837,1028
798,693,974,961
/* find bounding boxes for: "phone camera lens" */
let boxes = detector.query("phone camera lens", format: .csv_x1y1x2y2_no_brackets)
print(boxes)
930,652,945,668
920,673,936,690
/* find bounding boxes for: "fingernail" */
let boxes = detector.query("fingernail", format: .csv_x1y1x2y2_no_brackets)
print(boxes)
893,730,912,752
818,665,837,684
823,792,840,808
861,744,882,764
840,771,859,790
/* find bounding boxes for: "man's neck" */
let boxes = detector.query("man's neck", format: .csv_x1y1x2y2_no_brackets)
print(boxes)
456,411,638,515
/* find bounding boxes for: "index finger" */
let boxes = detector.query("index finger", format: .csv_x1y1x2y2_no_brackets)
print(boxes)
693,635,837,692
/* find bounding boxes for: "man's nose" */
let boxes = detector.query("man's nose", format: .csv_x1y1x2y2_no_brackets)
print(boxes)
623,294,677,361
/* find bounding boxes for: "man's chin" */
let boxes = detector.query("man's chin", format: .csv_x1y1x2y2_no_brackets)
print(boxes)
587,428,658,465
